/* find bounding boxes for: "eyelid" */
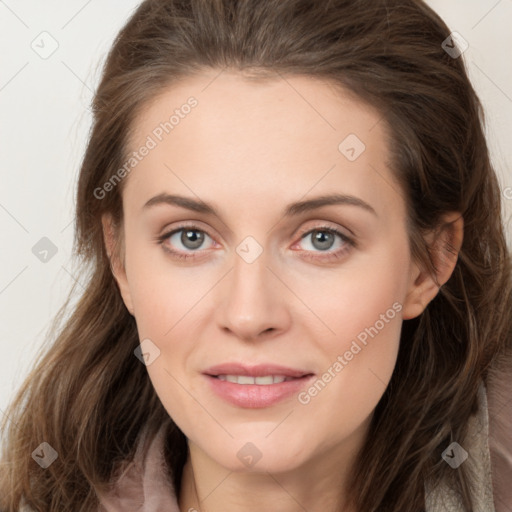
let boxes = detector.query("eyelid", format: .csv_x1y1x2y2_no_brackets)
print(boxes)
157,222,217,249
294,220,354,241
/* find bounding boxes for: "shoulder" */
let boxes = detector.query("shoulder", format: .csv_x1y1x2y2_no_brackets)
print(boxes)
424,374,507,512
486,350,512,512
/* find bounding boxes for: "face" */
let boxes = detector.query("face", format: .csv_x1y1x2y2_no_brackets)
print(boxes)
106,70,423,474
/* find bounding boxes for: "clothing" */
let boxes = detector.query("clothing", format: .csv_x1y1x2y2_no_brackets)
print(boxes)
97,425,180,512
97,373,512,512
425,380,495,511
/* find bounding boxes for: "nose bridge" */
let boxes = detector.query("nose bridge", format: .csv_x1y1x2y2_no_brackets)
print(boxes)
216,235,287,339
229,238,274,313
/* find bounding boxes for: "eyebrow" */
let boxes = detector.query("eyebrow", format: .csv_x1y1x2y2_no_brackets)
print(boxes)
142,192,378,218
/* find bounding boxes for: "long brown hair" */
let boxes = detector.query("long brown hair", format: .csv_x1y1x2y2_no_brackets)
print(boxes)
1,1,511,510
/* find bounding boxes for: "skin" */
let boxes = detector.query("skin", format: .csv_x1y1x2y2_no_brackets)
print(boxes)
103,70,463,512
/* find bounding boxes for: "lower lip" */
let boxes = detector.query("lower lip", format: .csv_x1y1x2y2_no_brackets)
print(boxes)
204,374,315,408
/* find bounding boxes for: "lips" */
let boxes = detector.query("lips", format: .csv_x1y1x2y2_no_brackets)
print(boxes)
204,363,313,379
203,363,315,408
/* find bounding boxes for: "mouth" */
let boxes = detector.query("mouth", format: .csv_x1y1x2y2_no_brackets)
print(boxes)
203,363,315,408
211,374,308,384
204,362,313,379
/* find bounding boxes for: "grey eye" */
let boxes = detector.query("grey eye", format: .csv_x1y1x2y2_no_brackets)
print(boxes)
179,229,206,250
309,230,336,251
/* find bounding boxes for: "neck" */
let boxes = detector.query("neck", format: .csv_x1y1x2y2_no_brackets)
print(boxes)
178,430,366,512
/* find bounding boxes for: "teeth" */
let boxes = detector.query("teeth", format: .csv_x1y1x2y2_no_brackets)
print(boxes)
216,375,290,384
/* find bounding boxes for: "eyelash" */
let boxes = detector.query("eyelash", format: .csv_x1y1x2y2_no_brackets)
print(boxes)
155,223,355,262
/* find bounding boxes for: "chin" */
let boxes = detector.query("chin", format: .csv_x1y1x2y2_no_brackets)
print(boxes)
202,438,310,474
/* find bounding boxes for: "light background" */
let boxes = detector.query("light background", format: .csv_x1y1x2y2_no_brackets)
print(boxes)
1,0,511,419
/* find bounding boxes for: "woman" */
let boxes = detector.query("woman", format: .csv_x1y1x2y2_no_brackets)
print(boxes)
1,0,511,511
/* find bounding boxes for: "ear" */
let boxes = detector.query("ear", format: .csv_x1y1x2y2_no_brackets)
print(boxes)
402,212,464,320
102,213,135,316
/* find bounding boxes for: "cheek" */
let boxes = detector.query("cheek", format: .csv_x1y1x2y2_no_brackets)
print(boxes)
303,276,402,394
292,240,407,412
298,235,408,350
124,237,196,336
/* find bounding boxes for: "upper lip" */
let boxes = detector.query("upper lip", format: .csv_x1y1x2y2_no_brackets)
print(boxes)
204,363,314,378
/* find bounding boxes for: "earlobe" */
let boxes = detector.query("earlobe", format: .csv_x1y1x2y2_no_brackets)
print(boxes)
402,212,464,320
101,214,135,316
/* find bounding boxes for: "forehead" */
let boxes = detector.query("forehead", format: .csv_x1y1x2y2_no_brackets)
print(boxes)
123,70,404,222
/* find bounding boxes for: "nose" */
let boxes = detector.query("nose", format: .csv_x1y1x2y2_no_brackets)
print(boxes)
215,247,291,342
